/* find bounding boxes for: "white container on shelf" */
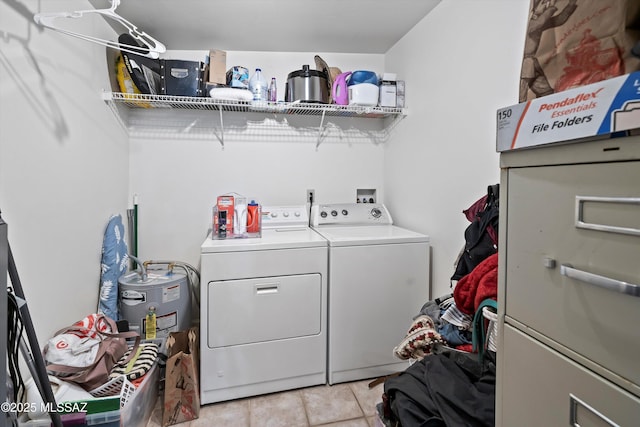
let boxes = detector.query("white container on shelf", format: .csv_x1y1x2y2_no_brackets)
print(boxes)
348,83,379,106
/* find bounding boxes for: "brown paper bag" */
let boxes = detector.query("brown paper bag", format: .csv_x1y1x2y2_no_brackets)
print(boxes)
162,327,200,427
519,0,640,102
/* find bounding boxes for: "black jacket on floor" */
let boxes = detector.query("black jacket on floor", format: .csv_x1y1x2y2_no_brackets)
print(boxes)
384,350,496,427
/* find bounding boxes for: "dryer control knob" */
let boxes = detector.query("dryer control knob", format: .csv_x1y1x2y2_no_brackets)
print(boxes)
331,210,338,217
341,209,348,216
371,208,382,218
294,211,301,217
271,212,278,218
320,211,328,218
283,212,289,217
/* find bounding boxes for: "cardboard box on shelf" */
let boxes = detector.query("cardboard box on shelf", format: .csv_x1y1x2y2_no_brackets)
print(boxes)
497,71,640,152
207,50,227,85
379,73,397,108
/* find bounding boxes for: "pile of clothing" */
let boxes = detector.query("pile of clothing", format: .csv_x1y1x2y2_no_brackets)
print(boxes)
392,252,498,361
380,186,500,427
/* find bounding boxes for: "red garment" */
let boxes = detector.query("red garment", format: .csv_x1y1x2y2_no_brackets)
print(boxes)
453,253,498,315
463,195,488,222
455,344,473,353
463,194,498,245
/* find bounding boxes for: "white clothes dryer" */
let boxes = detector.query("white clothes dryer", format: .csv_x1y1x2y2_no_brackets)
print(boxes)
200,206,327,404
311,203,430,385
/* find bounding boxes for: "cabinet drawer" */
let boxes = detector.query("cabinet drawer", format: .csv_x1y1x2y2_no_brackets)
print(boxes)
501,325,640,427
505,161,640,385
208,274,322,348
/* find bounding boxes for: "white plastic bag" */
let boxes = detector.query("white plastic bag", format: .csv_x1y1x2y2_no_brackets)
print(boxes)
44,314,115,368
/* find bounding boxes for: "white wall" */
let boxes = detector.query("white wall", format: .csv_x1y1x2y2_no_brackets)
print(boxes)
0,0,129,342
129,51,388,265
384,0,530,298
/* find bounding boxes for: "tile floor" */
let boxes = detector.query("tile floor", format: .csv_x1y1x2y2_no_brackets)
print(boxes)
146,379,385,427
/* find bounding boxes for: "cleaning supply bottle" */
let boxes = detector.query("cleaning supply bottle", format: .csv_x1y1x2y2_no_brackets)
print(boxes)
249,68,268,102
247,200,261,233
145,306,157,339
268,77,277,102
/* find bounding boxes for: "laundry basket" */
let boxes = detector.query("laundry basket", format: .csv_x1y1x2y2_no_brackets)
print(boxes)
86,362,159,426
89,375,137,407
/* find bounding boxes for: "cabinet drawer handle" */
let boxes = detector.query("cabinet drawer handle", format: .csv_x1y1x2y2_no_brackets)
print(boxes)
255,283,279,295
575,196,640,236
569,394,619,427
560,264,640,297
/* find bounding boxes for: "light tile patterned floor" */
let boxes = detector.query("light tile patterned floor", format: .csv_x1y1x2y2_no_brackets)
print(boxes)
147,379,384,427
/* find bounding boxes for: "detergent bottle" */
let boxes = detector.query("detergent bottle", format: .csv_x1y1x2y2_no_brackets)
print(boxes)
332,71,352,105
247,200,261,234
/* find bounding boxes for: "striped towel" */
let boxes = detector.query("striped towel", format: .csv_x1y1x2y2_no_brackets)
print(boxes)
110,342,158,380
441,302,473,330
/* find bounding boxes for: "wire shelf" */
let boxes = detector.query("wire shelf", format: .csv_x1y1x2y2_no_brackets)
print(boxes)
102,91,407,147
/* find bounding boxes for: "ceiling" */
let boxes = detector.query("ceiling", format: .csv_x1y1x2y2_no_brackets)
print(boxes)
103,0,441,54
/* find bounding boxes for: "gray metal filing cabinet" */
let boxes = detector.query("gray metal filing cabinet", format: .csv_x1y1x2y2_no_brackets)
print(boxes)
496,135,640,426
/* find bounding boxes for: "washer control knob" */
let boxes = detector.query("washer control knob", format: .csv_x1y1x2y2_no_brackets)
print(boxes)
341,209,348,216
331,210,338,217
371,207,382,218
271,212,278,218
320,211,328,218
283,212,289,217
294,211,301,217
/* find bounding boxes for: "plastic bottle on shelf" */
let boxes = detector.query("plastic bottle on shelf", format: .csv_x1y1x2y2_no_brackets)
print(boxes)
268,77,277,102
249,68,268,102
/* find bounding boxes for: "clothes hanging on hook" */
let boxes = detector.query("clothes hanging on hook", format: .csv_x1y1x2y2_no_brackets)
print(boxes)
33,0,166,59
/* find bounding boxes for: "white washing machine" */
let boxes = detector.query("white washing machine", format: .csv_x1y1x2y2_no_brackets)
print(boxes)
311,203,430,385
200,206,327,404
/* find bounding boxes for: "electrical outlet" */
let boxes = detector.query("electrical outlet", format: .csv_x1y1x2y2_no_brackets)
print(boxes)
307,189,315,204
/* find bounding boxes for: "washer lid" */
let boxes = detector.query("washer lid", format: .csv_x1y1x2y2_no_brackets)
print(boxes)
312,225,429,246
201,228,327,253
